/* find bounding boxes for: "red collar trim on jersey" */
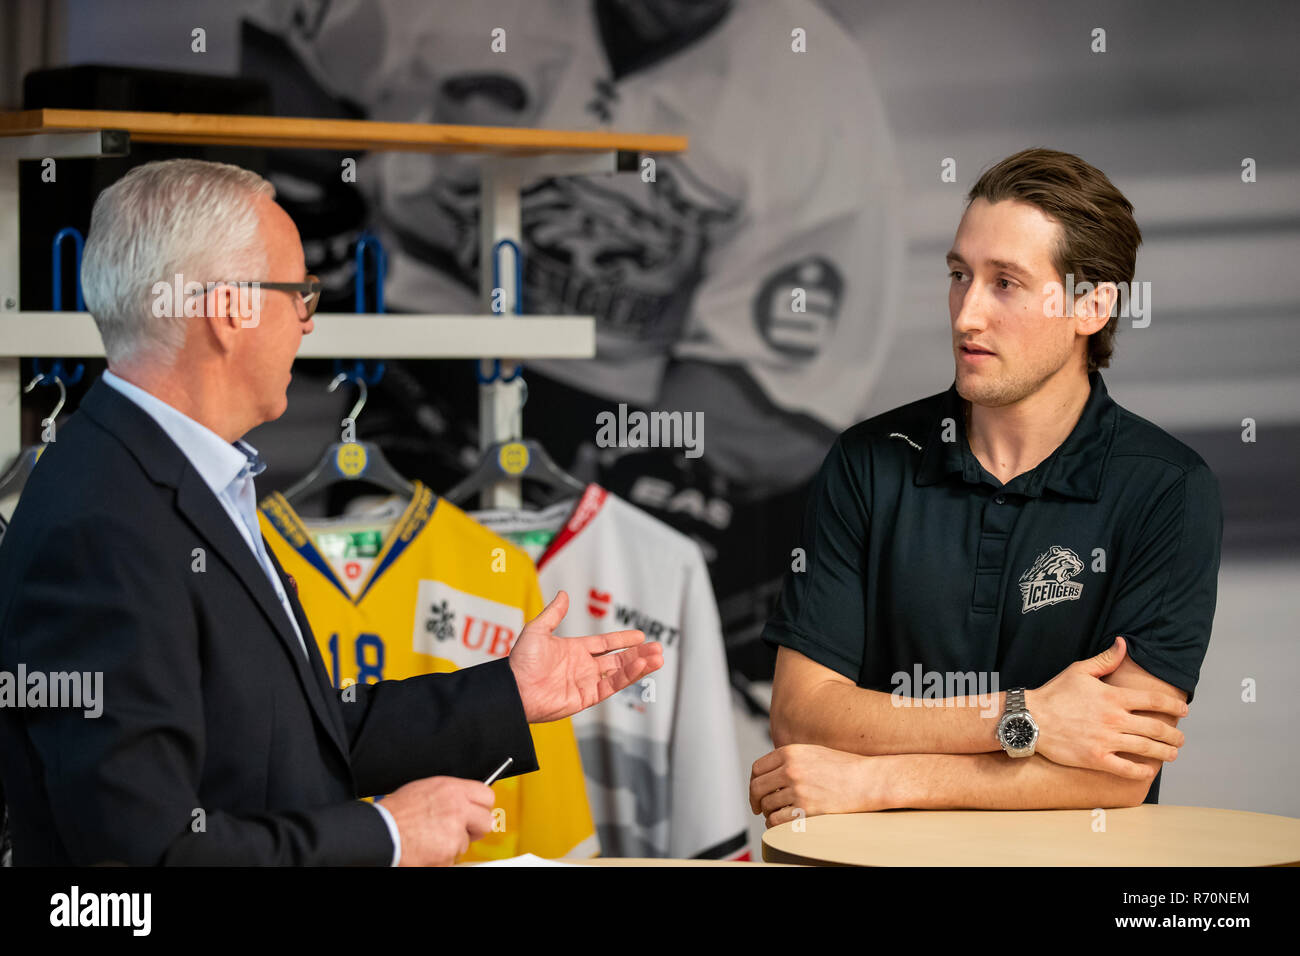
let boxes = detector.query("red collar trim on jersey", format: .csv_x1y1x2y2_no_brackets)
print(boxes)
536,483,607,571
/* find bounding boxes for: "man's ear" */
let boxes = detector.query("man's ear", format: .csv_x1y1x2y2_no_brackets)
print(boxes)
200,282,257,351
1074,281,1117,335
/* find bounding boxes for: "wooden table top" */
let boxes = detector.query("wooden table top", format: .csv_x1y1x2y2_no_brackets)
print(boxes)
762,804,1300,866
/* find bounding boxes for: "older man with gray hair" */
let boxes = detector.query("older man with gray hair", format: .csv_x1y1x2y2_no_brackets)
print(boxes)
0,158,661,866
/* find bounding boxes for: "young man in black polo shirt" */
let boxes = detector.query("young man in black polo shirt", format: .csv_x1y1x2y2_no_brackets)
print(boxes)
751,148,1221,825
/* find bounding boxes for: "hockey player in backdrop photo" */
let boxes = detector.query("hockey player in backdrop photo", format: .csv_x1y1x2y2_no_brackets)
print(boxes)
0,158,662,866
751,148,1222,824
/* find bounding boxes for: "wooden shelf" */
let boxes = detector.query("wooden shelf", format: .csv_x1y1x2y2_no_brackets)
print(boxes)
0,106,681,492
0,312,595,360
0,109,688,156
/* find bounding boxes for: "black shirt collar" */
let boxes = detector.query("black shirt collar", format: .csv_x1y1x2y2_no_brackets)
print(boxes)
916,371,1118,501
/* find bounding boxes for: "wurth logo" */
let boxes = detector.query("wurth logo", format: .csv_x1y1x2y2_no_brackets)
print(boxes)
587,588,611,618
613,604,679,646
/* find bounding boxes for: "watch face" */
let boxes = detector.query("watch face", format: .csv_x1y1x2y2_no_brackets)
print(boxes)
1001,715,1036,748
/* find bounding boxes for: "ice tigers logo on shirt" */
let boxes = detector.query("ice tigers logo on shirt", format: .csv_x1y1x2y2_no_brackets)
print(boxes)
1019,546,1085,614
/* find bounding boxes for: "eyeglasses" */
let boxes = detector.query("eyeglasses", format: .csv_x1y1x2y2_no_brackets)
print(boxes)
190,275,322,321
253,275,322,320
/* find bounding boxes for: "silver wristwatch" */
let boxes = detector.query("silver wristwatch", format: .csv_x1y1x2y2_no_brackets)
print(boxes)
996,687,1039,757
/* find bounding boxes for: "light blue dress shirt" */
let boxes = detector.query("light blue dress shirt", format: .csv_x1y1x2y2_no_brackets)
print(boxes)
101,370,401,865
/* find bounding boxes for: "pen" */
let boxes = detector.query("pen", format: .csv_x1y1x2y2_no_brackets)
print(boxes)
483,757,513,786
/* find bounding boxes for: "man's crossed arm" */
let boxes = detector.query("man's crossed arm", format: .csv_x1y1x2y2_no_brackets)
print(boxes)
752,638,1189,825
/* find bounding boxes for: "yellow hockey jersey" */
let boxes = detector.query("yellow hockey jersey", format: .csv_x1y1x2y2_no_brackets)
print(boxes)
258,480,598,861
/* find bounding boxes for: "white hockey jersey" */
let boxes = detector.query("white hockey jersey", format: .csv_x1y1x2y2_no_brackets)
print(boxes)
245,0,905,431
473,483,750,860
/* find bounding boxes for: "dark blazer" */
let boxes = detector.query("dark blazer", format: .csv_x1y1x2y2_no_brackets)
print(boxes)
0,377,538,865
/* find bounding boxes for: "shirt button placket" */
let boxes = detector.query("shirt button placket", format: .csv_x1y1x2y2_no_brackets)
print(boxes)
973,492,1016,611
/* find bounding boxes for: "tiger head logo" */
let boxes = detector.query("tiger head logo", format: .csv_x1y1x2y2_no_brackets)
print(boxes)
1020,546,1084,586
1019,546,1085,613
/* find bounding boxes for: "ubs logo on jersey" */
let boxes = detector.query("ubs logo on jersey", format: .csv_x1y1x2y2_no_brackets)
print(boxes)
424,599,457,642
1018,546,1085,614
413,581,526,665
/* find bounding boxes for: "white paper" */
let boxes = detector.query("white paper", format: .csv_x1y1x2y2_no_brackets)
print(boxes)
474,853,579,867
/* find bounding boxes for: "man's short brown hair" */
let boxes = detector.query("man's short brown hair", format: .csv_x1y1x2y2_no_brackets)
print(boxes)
966,148,1142,370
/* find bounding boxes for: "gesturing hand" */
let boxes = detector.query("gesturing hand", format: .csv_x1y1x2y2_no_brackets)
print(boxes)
509,590,664,723
1028,636,1189,779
